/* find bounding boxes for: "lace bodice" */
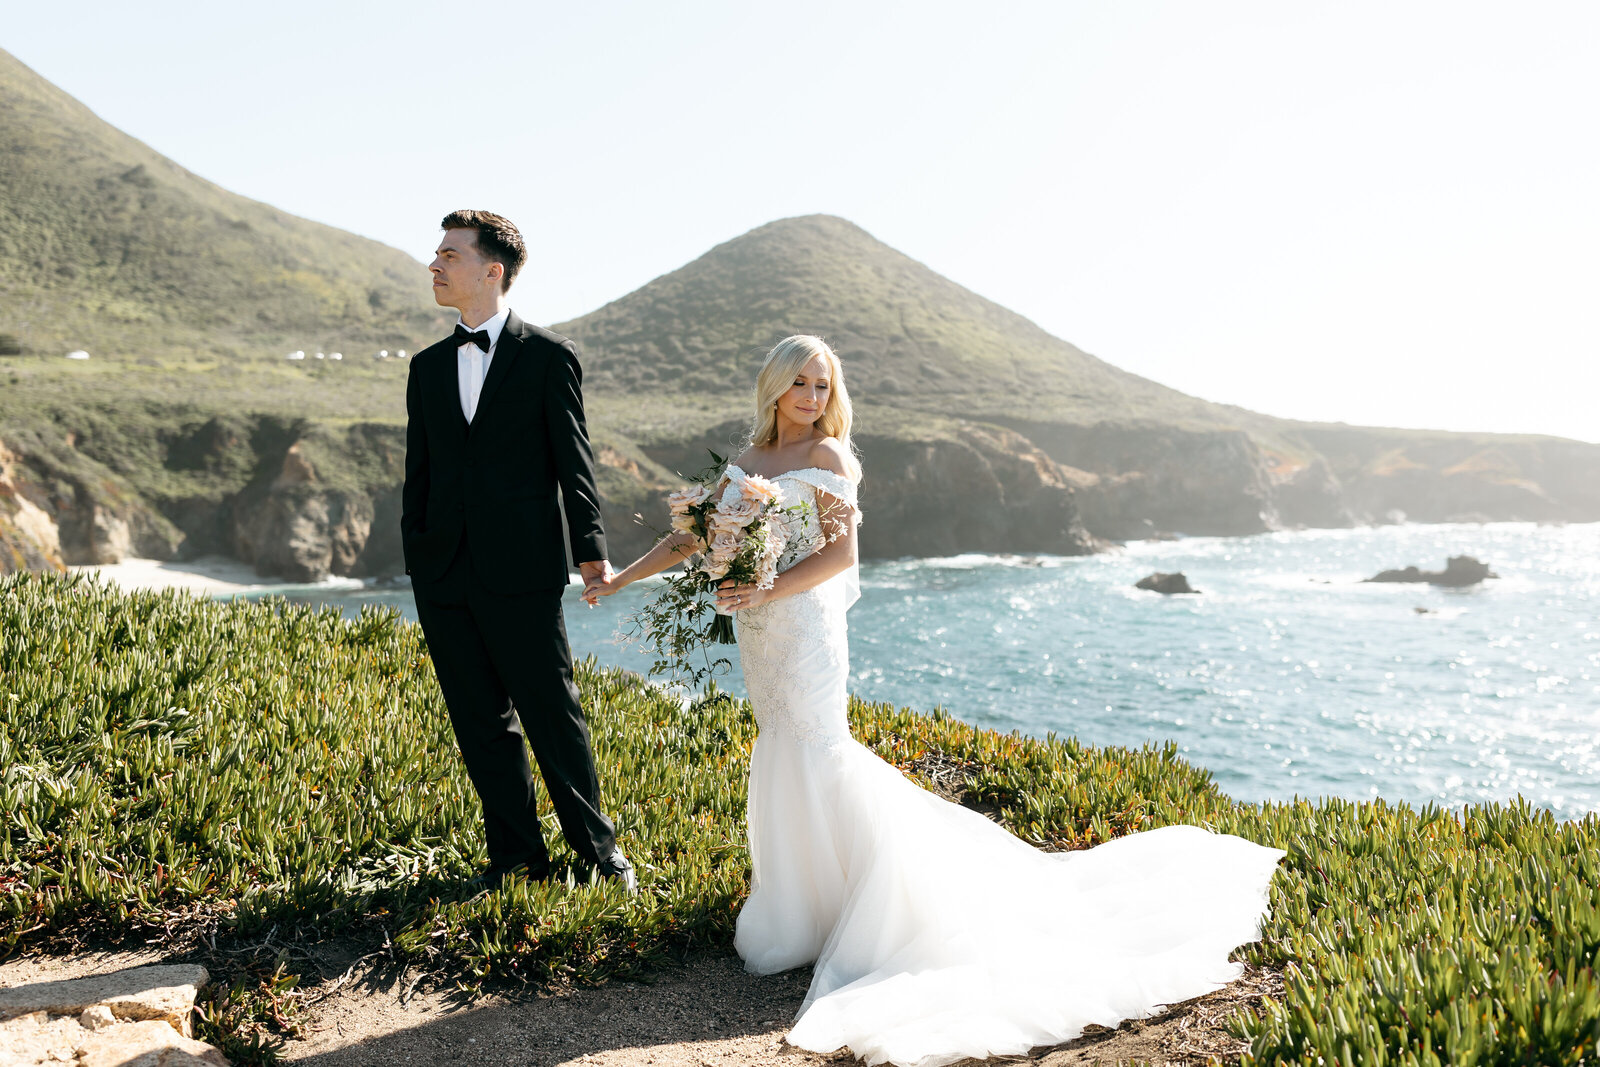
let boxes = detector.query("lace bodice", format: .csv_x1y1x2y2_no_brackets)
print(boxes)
727,464,861,747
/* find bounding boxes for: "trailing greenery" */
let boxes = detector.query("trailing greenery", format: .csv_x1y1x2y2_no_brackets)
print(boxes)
2,575,1597,1064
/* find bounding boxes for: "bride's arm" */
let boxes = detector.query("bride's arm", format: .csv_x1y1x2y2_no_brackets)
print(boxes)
587,531,697,603
590,456,753,603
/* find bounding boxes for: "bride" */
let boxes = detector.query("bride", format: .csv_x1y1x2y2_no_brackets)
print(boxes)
592,336,1285,1067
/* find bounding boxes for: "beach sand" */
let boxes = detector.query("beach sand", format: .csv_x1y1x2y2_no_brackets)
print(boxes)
72,556,357,596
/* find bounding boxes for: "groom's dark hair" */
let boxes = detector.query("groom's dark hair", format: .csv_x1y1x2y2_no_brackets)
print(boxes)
441,210,526,292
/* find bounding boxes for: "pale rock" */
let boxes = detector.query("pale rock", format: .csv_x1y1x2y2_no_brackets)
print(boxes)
88,507,134,565
0,438,65,574
8,494,64,564
78,1005,116,1031
73,1019,228,1066
0,964,208,1037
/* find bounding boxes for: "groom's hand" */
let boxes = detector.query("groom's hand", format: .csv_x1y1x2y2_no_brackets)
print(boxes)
579,559,614,606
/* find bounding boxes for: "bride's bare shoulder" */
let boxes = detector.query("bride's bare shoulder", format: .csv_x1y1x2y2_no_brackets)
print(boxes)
807,437,852,477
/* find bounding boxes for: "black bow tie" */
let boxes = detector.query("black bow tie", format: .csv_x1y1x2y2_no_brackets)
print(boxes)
454,324,492,353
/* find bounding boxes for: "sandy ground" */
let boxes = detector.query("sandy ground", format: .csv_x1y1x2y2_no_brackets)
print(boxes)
72,555,288,595
1,948,1279,1067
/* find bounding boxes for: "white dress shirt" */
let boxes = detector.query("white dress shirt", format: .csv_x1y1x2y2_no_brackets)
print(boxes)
456,307,511,423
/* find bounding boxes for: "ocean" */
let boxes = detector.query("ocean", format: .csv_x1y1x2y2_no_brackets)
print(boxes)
226,522,1600,821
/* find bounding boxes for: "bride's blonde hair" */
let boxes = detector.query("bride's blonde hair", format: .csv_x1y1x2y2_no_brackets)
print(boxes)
751,335,861,481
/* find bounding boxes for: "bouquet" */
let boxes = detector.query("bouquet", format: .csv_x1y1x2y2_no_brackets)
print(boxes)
626,453,812,685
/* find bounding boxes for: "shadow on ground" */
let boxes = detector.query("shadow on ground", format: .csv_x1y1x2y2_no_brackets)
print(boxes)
283,953,1279,1067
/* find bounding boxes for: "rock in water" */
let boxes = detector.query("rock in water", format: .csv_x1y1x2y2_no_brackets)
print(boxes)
1435,555,1499,586
1135,572,1199,595
1364,555,1498,586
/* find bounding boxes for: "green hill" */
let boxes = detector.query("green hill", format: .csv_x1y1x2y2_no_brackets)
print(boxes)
0,47,447,361
561,214,1228,433
561,214,1600,541
1,52,1597,578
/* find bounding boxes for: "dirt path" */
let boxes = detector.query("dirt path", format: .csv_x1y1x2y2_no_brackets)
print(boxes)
2,949,1279,1066
282,952,1280,1066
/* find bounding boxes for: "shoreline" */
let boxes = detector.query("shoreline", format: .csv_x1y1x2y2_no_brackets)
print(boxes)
67,518,1597,594
72,556,368,596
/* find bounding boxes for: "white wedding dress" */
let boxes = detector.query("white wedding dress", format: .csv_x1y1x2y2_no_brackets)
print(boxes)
726,465,1286,1067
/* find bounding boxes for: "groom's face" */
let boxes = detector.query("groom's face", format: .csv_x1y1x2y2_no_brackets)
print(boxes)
430,228,500,309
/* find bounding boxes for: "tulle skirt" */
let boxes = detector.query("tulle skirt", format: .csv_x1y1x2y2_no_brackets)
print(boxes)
732,576,1284,1067
734,727,1284,1067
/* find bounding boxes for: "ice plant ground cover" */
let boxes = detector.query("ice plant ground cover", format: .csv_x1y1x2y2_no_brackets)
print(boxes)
1,571,1597,1065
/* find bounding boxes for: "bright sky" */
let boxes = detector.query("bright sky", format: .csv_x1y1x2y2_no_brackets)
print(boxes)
8,1,1597,442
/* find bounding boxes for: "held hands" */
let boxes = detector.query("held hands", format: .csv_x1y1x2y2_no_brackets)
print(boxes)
579,560,616,606
715,580,770,613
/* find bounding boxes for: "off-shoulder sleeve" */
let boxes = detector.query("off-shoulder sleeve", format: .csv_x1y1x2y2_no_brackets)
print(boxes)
785,467,862,608
788,467,859,510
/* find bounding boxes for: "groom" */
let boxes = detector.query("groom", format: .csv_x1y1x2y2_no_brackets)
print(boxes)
401,209,633,893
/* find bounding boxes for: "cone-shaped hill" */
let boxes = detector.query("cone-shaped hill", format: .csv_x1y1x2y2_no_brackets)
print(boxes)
559,214,1226,429
563,215,1600,553
0,47,446,361
1,53,1596,578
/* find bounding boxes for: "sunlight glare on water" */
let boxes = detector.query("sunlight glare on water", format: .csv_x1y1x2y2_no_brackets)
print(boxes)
249,522,1600,820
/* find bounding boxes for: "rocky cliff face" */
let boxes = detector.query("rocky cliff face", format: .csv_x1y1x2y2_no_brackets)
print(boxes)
1292,426,1600,524
0,417,405,581
852,425,1097,557
0,440,64,573
2,408,1595,583
1000,419,1354,539
634,419,1098,560
0,428,180,574
227,430,405,582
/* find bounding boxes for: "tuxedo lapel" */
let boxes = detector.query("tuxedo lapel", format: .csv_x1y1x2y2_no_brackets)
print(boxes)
469,311,523,433
432,342,470,443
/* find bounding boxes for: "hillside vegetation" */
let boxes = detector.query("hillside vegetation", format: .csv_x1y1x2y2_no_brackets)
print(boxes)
3,573,1598,1064
2,54,1597,579
0,47,447,361
558,214,1224,431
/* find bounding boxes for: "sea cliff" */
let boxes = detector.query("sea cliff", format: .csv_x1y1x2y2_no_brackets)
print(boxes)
4,405,1598,580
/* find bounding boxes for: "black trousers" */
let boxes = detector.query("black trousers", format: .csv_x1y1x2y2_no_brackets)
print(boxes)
411,538,616,872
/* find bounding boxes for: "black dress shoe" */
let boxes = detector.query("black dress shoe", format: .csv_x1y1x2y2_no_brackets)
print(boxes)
595,851,637,895
466,861,548,895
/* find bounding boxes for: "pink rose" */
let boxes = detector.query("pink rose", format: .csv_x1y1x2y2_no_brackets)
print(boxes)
712,497,761,534
706,530,740,565
667,483,712,515
739,474,779,505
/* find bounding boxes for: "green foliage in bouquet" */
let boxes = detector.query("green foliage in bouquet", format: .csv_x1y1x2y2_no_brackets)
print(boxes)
623,451,811,687
2,573,1597,1064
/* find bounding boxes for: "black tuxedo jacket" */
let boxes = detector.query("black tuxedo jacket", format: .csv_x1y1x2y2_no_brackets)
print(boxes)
401,312,607,592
